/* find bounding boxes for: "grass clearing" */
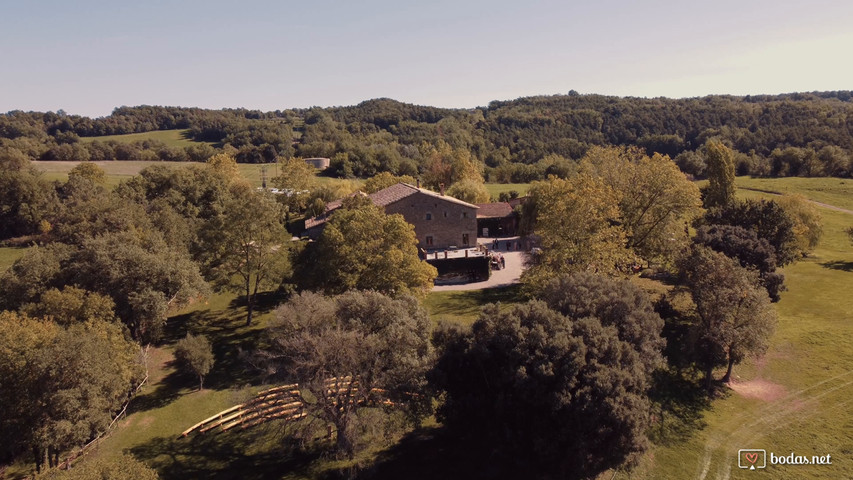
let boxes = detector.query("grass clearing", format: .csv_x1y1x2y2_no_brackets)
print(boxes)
737,176,853,211
0,246,27,272
423,285,526,326
78,129,216,149
483,183,531,198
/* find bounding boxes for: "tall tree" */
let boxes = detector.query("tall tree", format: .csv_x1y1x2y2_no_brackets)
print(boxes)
258,291,433,457
521,174,628,285
703,141,737,209
776,193,822,257
205,184,290,325
0,312,144,472
679,246,777,392
581,146,702,265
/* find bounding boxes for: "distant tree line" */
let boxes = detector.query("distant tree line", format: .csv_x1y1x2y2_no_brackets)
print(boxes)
2,92,852,177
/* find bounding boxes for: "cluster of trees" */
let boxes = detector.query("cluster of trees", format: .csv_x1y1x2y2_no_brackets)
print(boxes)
521,146,702,284
5,92,853,178
0,153,295,471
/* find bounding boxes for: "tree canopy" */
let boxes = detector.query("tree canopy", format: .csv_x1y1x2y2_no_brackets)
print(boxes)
433,298,661,479
258,291,433,457
294,199,437,297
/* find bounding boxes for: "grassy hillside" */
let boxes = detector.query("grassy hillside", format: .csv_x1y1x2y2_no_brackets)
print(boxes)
78,129,216,149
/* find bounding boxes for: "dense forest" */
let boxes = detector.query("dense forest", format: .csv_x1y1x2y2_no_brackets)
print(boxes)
2,91,852,179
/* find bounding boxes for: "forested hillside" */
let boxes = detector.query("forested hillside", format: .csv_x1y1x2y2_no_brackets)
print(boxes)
2,92,852,178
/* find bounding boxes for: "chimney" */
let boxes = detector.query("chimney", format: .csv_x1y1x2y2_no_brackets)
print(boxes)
439,183,445,196
416,178,421,189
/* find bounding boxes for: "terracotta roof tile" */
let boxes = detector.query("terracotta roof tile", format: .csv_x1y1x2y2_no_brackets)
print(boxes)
475,202,514,218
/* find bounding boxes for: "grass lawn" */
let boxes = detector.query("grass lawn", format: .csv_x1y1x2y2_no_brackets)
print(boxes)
737,176,853,211
423,285,526,326
78,129,216,149
625,181,853,479
483,182,531,198
0,246,27,272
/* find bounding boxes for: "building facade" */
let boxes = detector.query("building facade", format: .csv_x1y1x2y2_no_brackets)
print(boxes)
305,183,478,250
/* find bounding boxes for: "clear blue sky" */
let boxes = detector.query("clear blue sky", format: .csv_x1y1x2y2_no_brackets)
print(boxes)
2,0,851,117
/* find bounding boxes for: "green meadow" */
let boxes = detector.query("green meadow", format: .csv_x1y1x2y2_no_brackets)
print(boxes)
78,129,215,149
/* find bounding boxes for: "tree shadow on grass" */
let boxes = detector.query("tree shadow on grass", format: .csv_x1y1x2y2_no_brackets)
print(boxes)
647,368,712,446
130,427,319,480
127,359,187,415
820,260,853,272
364,426,503,480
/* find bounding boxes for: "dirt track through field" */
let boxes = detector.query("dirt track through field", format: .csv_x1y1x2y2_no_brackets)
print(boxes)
738,187,853,215
695,368,853,479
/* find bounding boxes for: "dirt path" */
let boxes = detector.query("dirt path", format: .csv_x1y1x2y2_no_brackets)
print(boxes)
739,186,853,215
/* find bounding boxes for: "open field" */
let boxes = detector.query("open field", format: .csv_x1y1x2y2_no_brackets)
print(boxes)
737,176,853,211
625,181,853,480
483,182,531,198
0,246,27,272
78,129,216,149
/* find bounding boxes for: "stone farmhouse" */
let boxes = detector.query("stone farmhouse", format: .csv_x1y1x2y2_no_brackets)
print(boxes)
305,183,478,250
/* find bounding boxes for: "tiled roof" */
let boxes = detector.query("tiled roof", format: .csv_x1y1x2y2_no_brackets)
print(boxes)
369,183,479,209
475,202,514,218
304,183,478,230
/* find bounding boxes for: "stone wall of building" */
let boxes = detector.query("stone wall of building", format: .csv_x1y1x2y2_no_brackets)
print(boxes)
385,191,478,249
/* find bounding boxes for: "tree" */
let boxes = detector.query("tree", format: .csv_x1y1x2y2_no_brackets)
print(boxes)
174,333,214,390
22,286,116,326
272,156,317,213
535,271,665,377
1,231,209,343
67,161,106,184
205,184,290,325
581,146,702,265
433,300,658,478
295,198,437,297
444,178,490,204
420,140,484,189
703,141,737,209
776,193,822,257
0,312,144,472
521,174,628,285
259,291,433,457
363,172,417,193
0,147,59,239
679,246,777,392
694,224,785,301
703,199,799,266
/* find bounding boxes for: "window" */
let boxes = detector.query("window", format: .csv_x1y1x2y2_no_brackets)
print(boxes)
443,211,448,218
425,236,434,246
426,212,432,220
462,234,469,246
461,211,469,219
